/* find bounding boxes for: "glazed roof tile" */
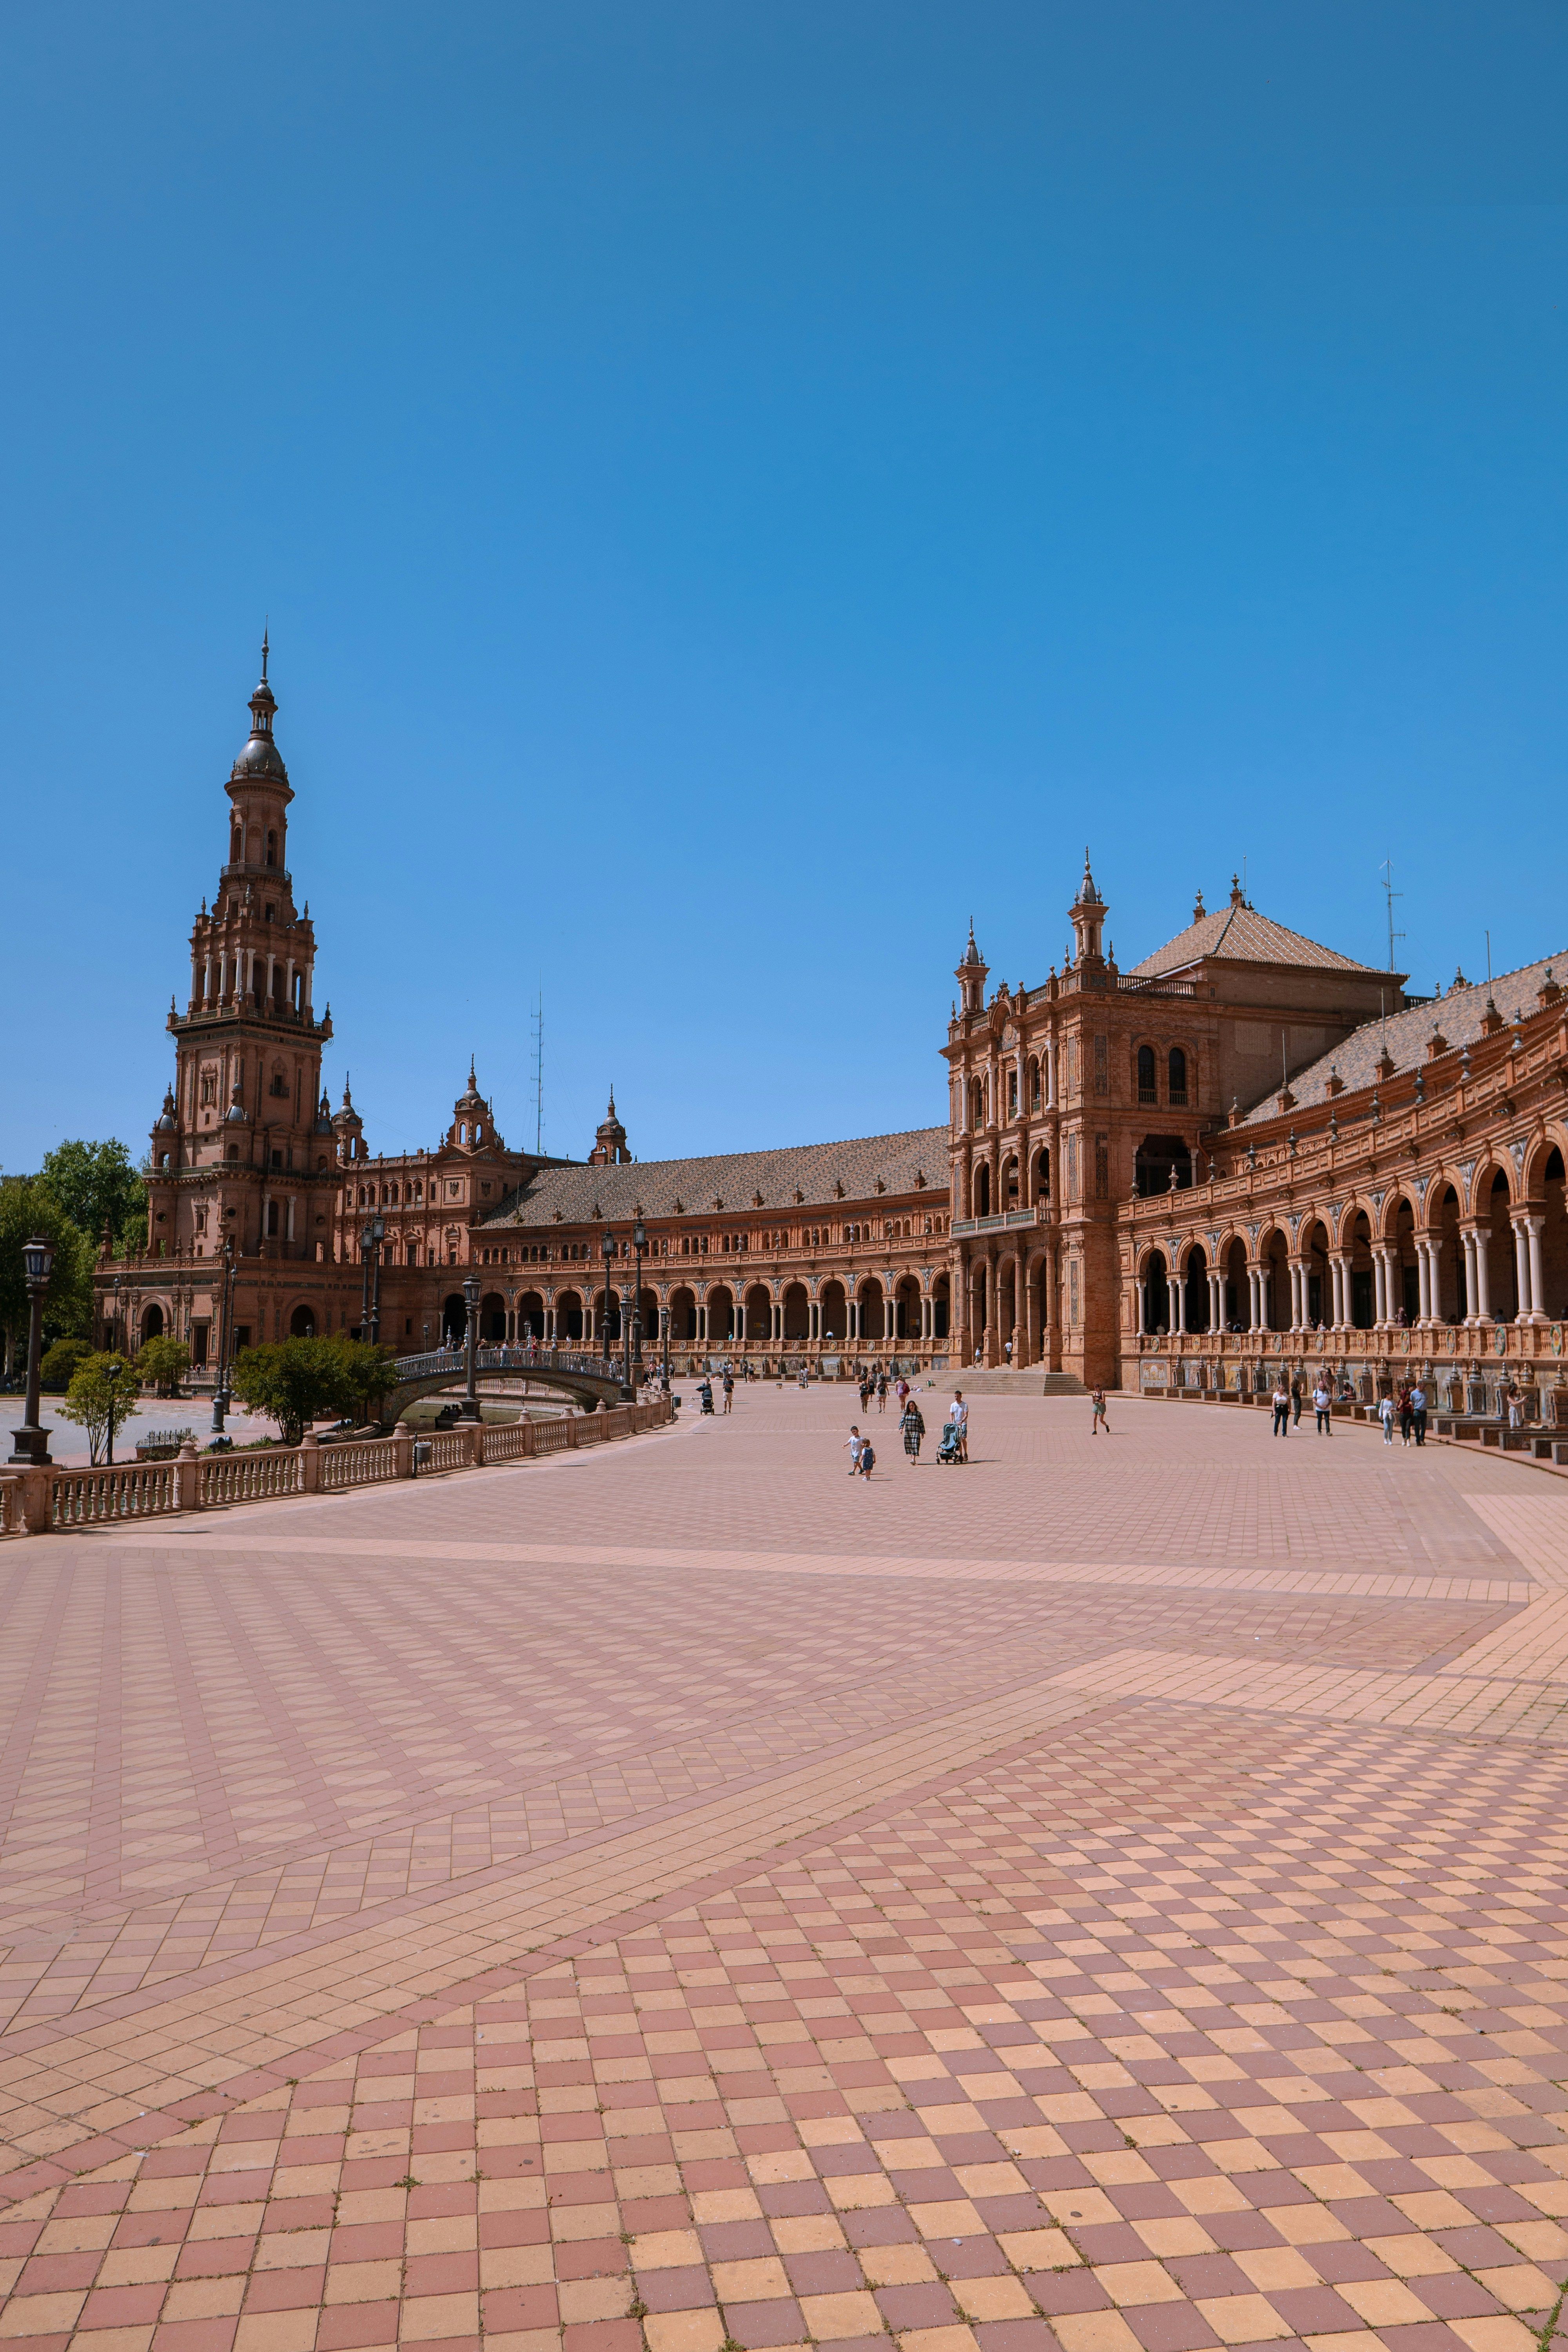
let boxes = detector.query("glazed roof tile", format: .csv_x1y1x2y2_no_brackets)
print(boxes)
479,1124,951,1227
1241,951,1568,1125
1131,900,1383,978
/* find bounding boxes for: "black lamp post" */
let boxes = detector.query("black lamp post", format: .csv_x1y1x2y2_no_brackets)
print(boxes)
630,1220,646,1381
10,1234,55,1466
461,1270,481,1419
660,1300,670,1385
211,1235,238,1435
601,1228,616,1366
360,1215,384,1343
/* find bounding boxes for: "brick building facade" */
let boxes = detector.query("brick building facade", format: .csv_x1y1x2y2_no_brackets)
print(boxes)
95,663,1568,1399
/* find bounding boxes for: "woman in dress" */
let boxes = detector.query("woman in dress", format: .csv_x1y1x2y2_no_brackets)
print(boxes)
900,1396,926,1463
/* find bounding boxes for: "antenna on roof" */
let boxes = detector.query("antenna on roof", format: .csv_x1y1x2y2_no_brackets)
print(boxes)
1485,929,1493,987
1380,858,1404,973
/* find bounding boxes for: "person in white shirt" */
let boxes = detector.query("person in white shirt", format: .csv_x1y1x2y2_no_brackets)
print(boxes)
1313,1381,1333,1435
949,1391,969,1462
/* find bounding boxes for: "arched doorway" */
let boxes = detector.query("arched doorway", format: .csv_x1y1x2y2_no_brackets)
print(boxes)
820,1280,847,1348
744,1284,771,1342
1263,1228,1289,1330
931,1273,949,1341
1348,1212,1375,1328
517,1291,545,1340
1143,1250,1170,1334
669,1287,697,1343
706,1286,734,1345
556,1289,584,1343
141,1303,165,1343
860,1279,885,1342
782,1282,809,1341
1485,1167,1517,1318
895,1275,920,1341
1301,1221,1330,1328
290,1304,316,1338
482,1291,506,1343
1183,1244,1209,1333
1434,1187,1463,1321
975,1164,991,1218
441,1293,466,1345
1543,1149,1567,1320
1223,1238,1247,1328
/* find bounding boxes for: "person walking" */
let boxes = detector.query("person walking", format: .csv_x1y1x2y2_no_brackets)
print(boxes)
950,1389,969,1461
1091,1386,1108,1436
1378,1392,1395,1445
877,1372,888,1413
1313,1378,1333,1435
1290,1374,1303,1428
858,1433,876,1477
844,1425,864,1475
900,1396,926,1463
895,1375,909,1408
1397,1383,1413,1447
1410,1381,1428,1446
1271,1379,1290,1436
722,1370,734,1415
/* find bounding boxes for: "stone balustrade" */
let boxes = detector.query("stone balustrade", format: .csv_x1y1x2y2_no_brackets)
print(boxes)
0,1396,673,1537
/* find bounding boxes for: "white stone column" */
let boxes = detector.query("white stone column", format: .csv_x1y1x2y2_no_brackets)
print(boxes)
1209,1271,1223,1331
1474,1229,1492,1321
1136,1279,1147,1336
1417,1245,1432,1324
1172,1265,1186,1335
1514,1222,1533,1319
1246,1267,1259,1331
1527,1216,1547,1322
265,953,276,1008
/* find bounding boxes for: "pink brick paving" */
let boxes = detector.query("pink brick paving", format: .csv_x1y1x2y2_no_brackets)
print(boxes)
3,1392,1568,2352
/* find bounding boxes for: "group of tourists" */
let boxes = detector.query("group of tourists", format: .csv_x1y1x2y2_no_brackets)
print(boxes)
845,1385,969,1474
1269,1373,1428,1444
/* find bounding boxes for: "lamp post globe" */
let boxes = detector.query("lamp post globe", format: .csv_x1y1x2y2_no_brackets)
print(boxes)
10,1234,56,1467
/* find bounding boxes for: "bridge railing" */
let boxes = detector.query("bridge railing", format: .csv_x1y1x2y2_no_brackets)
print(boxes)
391,1345,621,1383
0,1394,674,1537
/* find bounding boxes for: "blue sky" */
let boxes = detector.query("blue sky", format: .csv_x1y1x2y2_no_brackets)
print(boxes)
3,4,1565,1172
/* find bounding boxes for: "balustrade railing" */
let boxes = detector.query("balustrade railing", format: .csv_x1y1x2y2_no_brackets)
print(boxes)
0,1394,673,1538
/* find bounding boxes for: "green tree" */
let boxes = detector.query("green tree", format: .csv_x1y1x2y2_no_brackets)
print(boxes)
230,1335,397,1445
40,1336,94,1392
39,1138,148,1256
56,1352,143,1465
0,1178,95,1379
328,1336,398,1423
136,1334,191,1397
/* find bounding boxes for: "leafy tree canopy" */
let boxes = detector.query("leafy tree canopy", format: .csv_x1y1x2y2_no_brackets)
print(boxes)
0,1177,96,1352
229,1336,397,1446
40,1138,147,1255
40,1336,95,1392
56,1352,143,1465
136,1335,191,1396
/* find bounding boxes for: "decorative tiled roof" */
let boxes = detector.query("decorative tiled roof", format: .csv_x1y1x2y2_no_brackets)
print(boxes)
480,1125,951,1227
1131,900,1383,979
1240,951,1568,1125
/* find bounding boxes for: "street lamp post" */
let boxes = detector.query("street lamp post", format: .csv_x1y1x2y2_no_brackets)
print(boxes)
360,1216,385,1343
211,1236,238,1435
630,1220,646,1384
9,1235,56,1466
460,1271,481,1420
422,1319,430,1359
660,1302,670,1385
601,1229,616,1367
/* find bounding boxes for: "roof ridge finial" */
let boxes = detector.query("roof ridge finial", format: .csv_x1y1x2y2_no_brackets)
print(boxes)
469,1053,477,1090
261,621,269,683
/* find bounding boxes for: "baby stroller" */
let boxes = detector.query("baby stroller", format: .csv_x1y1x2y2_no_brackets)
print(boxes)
698,1380,715,1415
936,1419,963,1465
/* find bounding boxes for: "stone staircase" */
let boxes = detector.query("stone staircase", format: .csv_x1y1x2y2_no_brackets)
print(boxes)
928,1368,1087,1397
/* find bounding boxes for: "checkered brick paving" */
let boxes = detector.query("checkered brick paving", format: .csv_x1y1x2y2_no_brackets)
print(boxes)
3,1388,1568,2352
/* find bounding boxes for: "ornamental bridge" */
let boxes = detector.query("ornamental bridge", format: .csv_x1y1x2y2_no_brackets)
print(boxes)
378,1345,632,1429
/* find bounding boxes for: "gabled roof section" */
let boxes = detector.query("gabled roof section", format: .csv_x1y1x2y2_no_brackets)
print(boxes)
1241,951,1568,1124
479,1125,949,1227
1131,900,1383,979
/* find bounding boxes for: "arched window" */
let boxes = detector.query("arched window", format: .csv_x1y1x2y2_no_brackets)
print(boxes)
1169,1047,1188,1105
1137,1045,1157,1103
1028,1056,1041,1111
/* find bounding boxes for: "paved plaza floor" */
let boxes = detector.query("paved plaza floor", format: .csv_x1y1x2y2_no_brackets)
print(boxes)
3,1389,1568,2352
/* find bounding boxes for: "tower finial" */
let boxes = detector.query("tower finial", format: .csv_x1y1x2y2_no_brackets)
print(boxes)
261,622,269,683
469,1053,476,1090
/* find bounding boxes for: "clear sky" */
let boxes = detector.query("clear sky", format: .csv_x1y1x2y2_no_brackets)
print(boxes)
3,4,1565,1174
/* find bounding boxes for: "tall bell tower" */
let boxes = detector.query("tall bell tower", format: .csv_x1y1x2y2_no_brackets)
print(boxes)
143,646,336,1262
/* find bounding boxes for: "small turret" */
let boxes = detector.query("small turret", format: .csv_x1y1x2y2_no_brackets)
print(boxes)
1069,851,1107,964
589,1088,631,1165
955,922,988,1016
